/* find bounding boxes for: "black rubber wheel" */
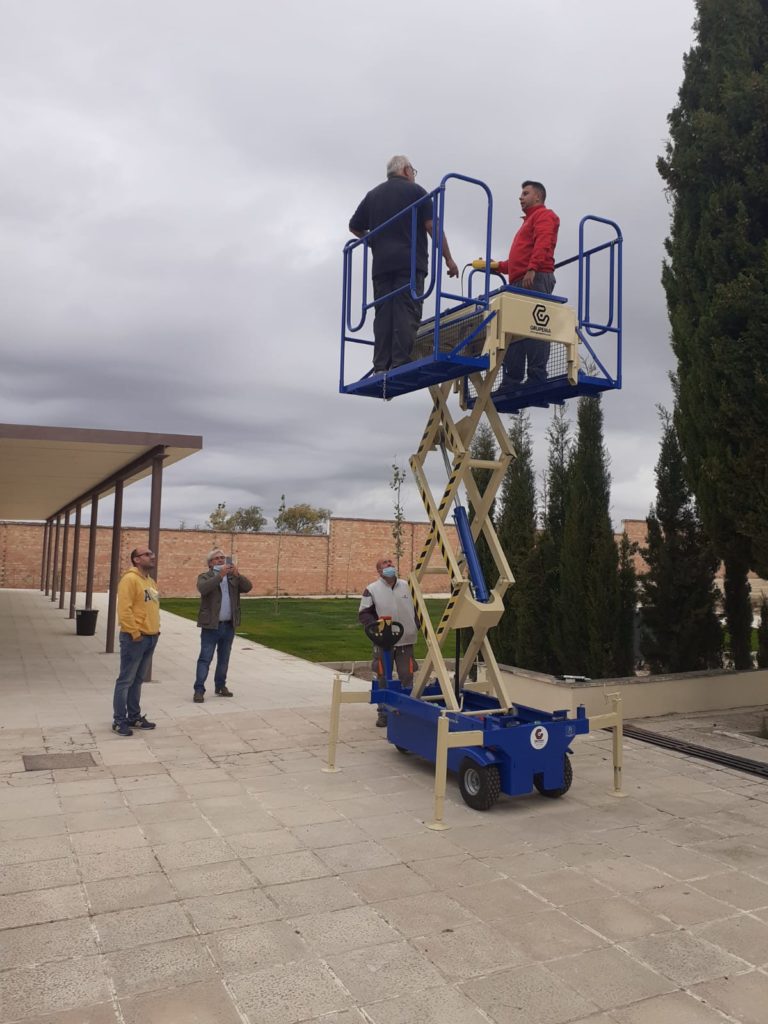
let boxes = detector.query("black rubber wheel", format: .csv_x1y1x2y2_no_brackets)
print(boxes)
458,758,501,810
394,745,410,754
533,754,573,798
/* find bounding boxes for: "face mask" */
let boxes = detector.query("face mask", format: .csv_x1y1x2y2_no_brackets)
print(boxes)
382,566,397,579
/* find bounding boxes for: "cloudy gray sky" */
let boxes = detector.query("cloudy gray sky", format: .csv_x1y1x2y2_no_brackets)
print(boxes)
0,0,697,531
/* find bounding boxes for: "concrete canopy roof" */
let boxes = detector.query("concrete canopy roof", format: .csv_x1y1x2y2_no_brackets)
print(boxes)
0,423,202,521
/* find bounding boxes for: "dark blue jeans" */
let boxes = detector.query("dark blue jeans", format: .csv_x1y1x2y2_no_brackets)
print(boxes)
194,622,235,693
504,272,556,383
113,632,158,726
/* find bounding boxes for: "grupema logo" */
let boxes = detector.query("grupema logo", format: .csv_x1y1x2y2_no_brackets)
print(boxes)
530,303,552,336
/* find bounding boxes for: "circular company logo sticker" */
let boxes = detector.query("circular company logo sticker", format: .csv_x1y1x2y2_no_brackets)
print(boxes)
530,726,549,750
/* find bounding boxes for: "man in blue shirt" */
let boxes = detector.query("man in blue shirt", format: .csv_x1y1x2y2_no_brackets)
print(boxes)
193,548,253,703
349,155,458,372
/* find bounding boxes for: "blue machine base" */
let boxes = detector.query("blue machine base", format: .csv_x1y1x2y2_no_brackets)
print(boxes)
371,681,589,799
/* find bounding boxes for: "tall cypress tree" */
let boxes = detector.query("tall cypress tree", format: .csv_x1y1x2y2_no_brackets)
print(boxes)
658,0,768,668
615,532,638,677
558,396,618,678
536,408,572,675
639,409,722,673
495,413,536,666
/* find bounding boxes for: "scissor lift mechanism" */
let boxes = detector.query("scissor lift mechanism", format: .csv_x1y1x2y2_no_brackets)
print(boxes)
327,173,625,826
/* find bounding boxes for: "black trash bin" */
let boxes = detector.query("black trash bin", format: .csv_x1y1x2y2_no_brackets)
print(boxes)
75,609,99,636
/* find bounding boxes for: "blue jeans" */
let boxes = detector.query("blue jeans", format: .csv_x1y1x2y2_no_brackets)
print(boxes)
194,622,235,693
504,272,556,383
113,633,158,726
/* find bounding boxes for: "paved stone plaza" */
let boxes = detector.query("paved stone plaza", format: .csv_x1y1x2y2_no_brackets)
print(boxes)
1,590,768,1023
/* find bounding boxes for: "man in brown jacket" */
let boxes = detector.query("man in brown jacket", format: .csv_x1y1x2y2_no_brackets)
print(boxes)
193,548,253,703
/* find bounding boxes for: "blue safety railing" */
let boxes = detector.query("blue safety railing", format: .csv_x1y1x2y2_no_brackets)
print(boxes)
461,213,623,413
340,173,495,399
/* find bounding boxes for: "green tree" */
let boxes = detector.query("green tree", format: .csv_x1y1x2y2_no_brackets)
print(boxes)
390,463,407,574
615,532,638,677
274,502,331,535
558,395,618,678
639,410,722,673
495,413,536,666
537,407,572,675
657,0,768,668
207,502,266,533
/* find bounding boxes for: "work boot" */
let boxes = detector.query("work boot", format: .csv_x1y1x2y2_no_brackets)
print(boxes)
376,709,388,728
193,693,205,703
215,687,234,697
112,722,133,737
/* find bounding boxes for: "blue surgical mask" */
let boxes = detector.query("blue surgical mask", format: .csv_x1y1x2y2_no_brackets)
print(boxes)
382,566,397,579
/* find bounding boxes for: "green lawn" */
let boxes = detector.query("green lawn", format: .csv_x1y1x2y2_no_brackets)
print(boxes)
160,597,446,662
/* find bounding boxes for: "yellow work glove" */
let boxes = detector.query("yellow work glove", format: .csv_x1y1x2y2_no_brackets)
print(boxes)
471,258,499,271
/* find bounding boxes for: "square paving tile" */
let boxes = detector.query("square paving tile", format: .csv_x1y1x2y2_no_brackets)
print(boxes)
373,891,480,938
343,863,435,903
315,840,401,874
0,956,111,1019
326,939,445,1002
247,849,333,884
265,876,362,917
0,883,88,929
70,825,147,855
363,984,492,1024
0,856,80,895
167,858,258,898
461,963,599,1024
520,868,618,907
544,946,677,1010
609,990,734,1023
119,979,243,1024
563,896,673,942
450,879,547,922
691,970,768,1024
84,871,177,915
292,905,401,955
415,920,529,979
183,889,280,932
693,912,768,966
692,870,768,911
107,934,217,996
623,929,749,986
206,919,309,972
496,909,609,961
635,881,734,926
7,1004,118,1024
153,837,236,872
94,902,194,952
0,917,99,970
227,959,352,1024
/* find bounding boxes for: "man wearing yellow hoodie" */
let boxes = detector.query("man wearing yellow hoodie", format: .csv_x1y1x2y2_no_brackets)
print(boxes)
112,546,160,736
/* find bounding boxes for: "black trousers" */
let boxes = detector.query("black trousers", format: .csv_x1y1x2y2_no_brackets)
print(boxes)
503,272,556,384
372,271,425,372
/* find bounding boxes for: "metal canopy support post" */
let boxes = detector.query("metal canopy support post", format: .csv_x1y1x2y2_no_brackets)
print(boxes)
69,503,82,619
51,515,61,604
44,518,53,596
105,479,124,655
40,520,49,591
85,494,99,611
148,451,164,574
59,512,70,610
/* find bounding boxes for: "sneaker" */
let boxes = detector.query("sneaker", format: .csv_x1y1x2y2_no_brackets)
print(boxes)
193,693,205,703
129,715,156,730
376,710,388,728
215,687,234,697
112,722,133,736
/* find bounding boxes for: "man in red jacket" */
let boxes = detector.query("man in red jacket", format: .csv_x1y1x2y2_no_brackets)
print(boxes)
485,180,560,385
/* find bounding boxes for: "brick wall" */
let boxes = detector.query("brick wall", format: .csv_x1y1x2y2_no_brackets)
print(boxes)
0,519,457,598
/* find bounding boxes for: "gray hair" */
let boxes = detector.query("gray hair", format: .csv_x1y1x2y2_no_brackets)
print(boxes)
206,548,225,566
387,155,410,177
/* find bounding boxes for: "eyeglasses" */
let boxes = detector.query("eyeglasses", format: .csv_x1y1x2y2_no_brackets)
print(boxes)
407,166,417,177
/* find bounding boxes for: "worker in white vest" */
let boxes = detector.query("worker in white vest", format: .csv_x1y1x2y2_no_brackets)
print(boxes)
358,556,419,727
